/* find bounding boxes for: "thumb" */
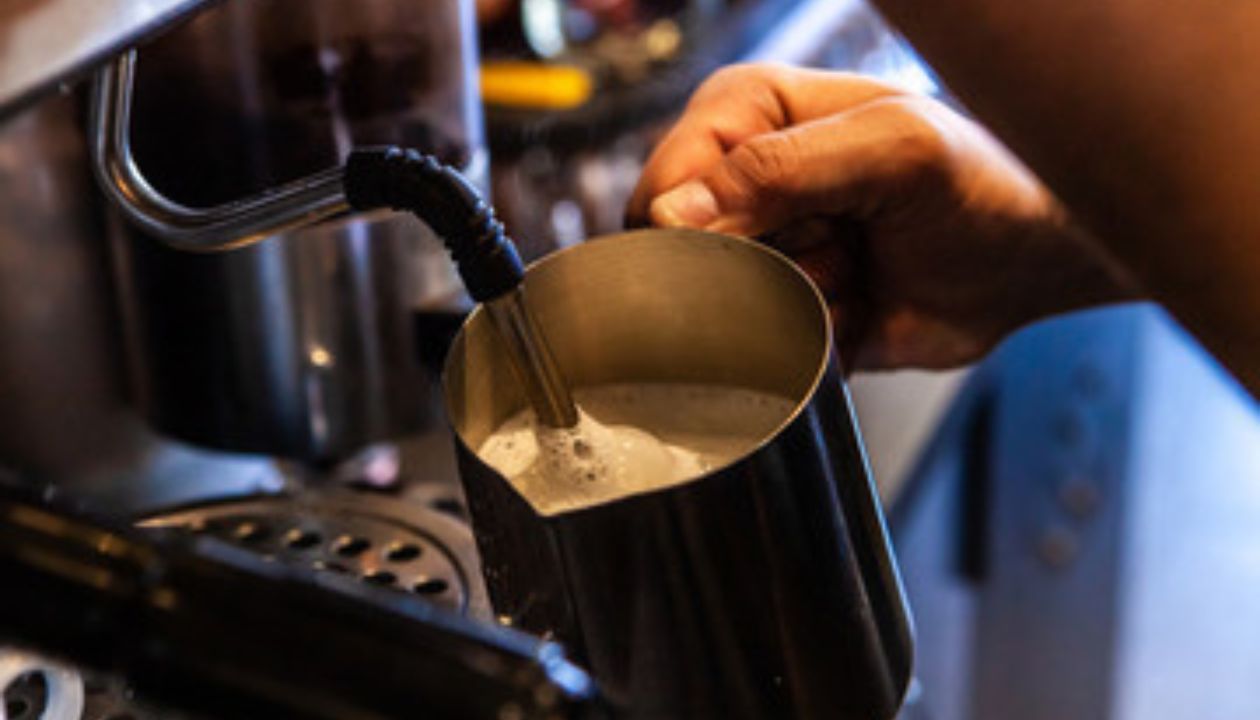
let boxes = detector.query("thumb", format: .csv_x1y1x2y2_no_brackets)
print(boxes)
646,96,940,236
647,129,806,236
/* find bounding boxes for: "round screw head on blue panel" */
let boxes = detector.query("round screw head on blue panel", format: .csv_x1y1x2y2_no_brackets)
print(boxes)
1037,525,1080,569
1059,478,1102,519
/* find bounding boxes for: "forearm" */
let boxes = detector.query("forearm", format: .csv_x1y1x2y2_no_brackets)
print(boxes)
873,0,1260,394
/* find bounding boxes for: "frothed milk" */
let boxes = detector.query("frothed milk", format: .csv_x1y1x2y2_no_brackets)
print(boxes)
477,383,797,515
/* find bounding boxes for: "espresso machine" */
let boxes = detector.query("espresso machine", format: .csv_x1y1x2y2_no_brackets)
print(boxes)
1,0,484,486
0,1,913,718
0,2,582,717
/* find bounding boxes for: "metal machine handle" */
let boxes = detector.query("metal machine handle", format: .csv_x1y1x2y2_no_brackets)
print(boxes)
89,50,350,252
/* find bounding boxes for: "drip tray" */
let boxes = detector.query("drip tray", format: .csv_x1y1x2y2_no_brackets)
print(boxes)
3,490,489,720
137,490,487,616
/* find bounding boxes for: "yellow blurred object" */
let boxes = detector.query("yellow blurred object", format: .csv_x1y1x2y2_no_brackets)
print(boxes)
480,62,595,110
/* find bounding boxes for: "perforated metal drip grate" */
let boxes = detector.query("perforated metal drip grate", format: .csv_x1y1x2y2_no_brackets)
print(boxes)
137,491,485,615
0,491,488,720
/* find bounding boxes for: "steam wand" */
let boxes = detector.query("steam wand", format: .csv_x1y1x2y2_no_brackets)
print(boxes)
344,147,578,428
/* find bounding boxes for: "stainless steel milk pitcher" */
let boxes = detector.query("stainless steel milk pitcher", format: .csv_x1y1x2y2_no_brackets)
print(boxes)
443,229,913,719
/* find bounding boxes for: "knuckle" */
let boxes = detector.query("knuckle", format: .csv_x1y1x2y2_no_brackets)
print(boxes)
870,97,953,183
694,63,783,103
728,133,801,193
710,63,774,87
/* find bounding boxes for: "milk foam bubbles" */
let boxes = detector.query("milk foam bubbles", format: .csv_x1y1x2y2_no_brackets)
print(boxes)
476,383,796,515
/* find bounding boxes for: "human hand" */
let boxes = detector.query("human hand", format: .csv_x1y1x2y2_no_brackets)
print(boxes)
627,64,1138,371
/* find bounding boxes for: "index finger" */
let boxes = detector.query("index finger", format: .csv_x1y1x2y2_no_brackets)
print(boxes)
626,65,906,226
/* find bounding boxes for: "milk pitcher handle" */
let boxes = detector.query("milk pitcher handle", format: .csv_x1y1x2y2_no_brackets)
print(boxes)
89,50,350,252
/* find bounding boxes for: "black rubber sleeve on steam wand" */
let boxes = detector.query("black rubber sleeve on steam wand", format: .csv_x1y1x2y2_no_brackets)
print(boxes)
343,146,525,303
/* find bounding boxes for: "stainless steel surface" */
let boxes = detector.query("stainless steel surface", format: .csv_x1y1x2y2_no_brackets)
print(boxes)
15,487,493,720
113,212,437,461
0,477,599,720
445,229,913,719
90,51,351,252
0,0,217,121
138,490,489,618
485,290,578,428
3,421,484,719
108,0,482,461
0,93,151,481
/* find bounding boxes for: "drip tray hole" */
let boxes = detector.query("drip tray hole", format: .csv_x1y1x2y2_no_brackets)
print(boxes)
363,570,398,587
284,528,322,550
333,536,371,558
412,577,449,595
385,542,422,562
231,521,269,543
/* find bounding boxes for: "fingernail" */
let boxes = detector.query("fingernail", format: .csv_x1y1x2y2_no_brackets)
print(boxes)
650,180,719,228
